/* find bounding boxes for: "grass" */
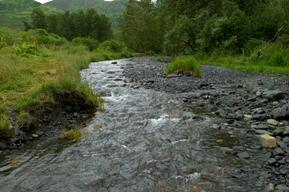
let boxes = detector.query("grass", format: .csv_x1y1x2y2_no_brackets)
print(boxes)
58,128,82,144
194,44,289,75
0,114,13,139
166,56,203,78
0,28,131,139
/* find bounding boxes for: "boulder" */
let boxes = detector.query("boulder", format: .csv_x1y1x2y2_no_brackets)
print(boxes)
260,134,277,148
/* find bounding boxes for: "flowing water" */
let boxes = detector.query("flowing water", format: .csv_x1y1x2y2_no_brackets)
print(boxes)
0,59,269,191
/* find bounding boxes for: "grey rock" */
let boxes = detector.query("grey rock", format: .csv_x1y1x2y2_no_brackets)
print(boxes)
283,137,289,143
255,130,273,135
283,127,289,135
0,165,13,173
267,158,277,165
276,184,289,192
273,104,289,120
238,152,250,159
263,90,284,101
274,128,285,136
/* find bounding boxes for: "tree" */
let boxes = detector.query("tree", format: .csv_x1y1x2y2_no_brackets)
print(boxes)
31,8,47,29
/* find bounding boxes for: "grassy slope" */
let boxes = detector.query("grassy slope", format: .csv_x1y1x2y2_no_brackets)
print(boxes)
0,0,40,30
0,28,130,139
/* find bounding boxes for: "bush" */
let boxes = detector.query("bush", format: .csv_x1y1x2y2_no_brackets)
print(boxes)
72,37,99,51
13,43,39,57
166,56,203,77
0,114,13,139
23,29,66,46
251,45,289,67
98,40,126,52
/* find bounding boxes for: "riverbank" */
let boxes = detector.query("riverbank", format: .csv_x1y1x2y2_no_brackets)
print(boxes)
124,57,289,190
0,28,131,150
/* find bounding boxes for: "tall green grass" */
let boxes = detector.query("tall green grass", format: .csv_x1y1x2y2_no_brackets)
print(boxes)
0,28,130,139
195,43,289,75
166,56,203,78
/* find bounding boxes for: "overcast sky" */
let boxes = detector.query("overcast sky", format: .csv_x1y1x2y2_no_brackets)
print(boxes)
34,0,115,3
35,0,53,3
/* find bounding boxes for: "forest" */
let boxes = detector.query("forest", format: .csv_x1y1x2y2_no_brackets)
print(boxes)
120,0,289,73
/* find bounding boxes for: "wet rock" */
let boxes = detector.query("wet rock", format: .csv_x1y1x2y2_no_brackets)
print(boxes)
283,127,289,136
253,114,267,121
111,61,117,64
283,137,289,143
255,130,273,135
263,90,284,101
0,165,13,173
273,104,289,120
274,128,285,136
274,148,284,155
276,184,289,192
267,119,279,127
267,158,277,165
238,152,250,159
260,134,277,148
32,134,39,138
244,114,253,121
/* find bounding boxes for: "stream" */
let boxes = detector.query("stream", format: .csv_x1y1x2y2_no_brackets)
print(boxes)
0,59,272,191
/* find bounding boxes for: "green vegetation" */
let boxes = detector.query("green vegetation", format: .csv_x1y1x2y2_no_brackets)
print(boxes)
58,128,82,143
167,56,203,78
0,114,13,139
27,8,112,41
0,0,39,11
0,27,130,139
120,0,289,74
46,0,128,27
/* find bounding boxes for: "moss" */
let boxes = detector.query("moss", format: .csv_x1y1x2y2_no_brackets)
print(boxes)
58,128,82,143
0,114,13,139
166,56,203,78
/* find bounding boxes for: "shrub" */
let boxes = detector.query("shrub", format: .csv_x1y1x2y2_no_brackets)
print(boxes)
0,114,13,139
72,37,99,51
166,56,203,77
14,43,39,57
58,128,82,143
98,40,125,52
23,29,66,46
250,45,289,67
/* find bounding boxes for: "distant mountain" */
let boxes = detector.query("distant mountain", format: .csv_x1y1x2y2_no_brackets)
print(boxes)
0,0,41,29
0,0,127,30
45,0,128,16
0,0,40,12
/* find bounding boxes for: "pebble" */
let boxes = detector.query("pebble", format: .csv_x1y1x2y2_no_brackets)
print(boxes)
267,119,279,127
283,137,289,143
267,183,275,192
238,152,250,159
